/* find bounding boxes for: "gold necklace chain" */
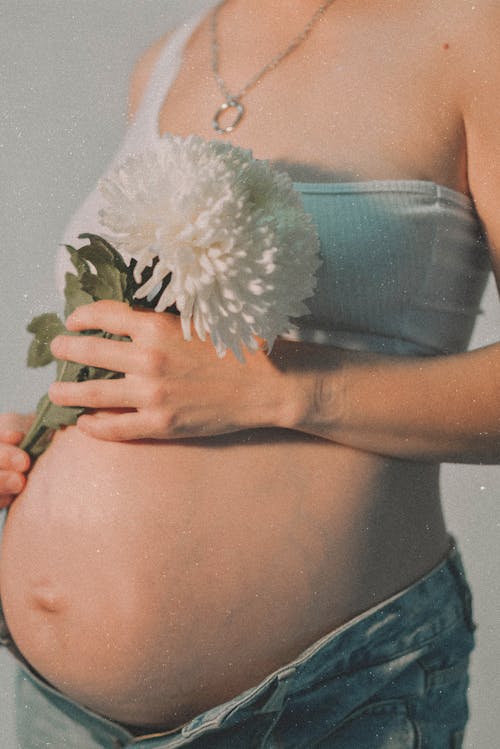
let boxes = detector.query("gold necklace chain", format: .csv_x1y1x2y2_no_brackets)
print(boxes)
211,0,336,134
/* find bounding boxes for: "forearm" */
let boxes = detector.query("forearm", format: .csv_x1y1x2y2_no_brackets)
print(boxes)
273,340,500,464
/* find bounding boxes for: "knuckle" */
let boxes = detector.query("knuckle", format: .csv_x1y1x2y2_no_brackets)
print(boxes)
83,337,99,357
84,418,116,441
145,312,169,338
83,381,102,400
142,348,167,376
153,408,175,435
145,380,168,407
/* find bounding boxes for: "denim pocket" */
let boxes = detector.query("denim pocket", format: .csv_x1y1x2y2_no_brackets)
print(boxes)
411,626,473,749
306,699,417,749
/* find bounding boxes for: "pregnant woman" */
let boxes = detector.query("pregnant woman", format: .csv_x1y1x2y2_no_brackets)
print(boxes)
1,1,499,747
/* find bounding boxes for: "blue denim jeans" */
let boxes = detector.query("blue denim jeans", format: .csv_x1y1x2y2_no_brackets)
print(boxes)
0,538,475,749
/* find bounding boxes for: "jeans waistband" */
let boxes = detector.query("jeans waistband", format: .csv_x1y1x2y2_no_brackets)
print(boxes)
0,536,475,747
149,536,476,746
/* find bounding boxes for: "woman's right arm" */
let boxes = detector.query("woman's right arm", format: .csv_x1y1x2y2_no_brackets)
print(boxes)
0,413,33,509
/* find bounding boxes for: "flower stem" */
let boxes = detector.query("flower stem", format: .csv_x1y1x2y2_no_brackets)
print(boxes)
19,395,53,459
19,360,82,459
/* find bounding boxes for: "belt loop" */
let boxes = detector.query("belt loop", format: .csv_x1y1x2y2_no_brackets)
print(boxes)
447,547,476,634
258,667,296,715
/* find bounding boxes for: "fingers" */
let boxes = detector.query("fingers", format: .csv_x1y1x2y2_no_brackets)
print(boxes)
66,301,179,343
0,430,27,446
0,470,26,495
66,300,177,339
0,440,31,472
65,300,138,337
0,412,35,435
0,439,30,506
49,377,140,409
51,302,179,374
77,411,154,442
50,335,143,375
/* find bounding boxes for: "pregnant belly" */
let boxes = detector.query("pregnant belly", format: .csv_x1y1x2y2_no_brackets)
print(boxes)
0,426,445,728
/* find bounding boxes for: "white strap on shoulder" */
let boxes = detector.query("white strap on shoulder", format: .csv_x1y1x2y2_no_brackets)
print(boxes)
126,7,210,150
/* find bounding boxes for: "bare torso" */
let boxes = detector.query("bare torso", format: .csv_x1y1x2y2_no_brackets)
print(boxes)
0,0,466,729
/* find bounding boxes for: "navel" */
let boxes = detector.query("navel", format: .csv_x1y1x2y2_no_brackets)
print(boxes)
29,580,68,614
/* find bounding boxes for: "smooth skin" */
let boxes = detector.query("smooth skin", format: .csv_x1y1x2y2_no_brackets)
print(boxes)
47,300,500,462
1,0,500,728
48,0,500,464
1,0,500,490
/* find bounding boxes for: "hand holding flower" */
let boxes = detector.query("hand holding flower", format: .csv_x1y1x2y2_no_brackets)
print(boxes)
49,300,288,442
21,134,320,456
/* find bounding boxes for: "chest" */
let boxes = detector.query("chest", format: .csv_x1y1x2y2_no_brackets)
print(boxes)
157,5,466,189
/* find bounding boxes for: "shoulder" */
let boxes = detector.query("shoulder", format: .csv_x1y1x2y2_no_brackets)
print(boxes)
418,0,500,65
127,31,173,121
440,0,500,271
438,0,500,91
442,0,500,160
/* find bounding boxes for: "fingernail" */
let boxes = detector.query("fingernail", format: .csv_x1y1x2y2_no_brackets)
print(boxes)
6,475,23,493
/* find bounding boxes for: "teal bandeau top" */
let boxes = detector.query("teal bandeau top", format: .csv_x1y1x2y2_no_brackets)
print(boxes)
282,180,491,355
56,9,492,358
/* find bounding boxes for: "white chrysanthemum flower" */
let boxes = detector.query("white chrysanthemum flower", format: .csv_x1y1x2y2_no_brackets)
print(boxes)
98,134,321,360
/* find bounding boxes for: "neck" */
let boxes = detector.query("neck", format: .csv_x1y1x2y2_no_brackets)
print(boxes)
215,0,335,30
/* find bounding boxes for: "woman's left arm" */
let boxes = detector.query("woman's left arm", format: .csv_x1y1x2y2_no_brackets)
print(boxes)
284,8,500,465
291,5,500,465
48,297,499,464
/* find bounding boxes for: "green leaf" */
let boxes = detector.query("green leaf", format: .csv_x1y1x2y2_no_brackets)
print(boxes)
64,235,132,305
77,233,130,275
22,233,137,460
55,358,87,383
84,366,123,381
65,244,91,279
20,395,84,458
79,269,120,301
64,272,95,317
40,402,85,430
78,235,130,299
26,313,66,367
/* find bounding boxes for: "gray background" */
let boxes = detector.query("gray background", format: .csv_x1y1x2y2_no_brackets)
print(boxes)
0,1,498,746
